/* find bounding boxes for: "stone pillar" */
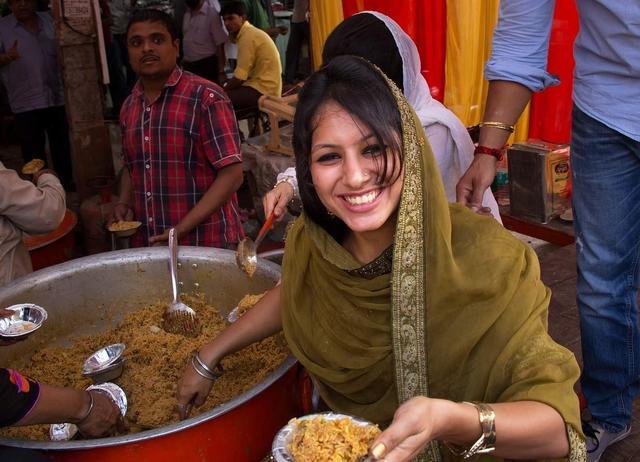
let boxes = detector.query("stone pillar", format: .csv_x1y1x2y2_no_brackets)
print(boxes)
51,0,114,199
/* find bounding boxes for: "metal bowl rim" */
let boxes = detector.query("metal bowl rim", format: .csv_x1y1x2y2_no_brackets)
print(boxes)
0,303,48,338
82,343,126,375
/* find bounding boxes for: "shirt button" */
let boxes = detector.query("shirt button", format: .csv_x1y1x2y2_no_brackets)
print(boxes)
146,107,150,112
209,93,214,98
148,217,153,222
144,136,149,141
145,163,150,169
146,191,151,197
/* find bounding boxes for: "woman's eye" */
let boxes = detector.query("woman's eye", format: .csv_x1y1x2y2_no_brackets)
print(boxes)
363,144,385,157
316,153,340,163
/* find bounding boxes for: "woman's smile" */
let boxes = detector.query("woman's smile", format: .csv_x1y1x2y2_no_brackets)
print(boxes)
340,188,384,210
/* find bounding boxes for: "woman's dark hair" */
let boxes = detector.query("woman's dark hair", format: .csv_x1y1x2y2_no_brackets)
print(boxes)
127,9,178,41
293,55,404,238
322,13,404,92
220,1,246,17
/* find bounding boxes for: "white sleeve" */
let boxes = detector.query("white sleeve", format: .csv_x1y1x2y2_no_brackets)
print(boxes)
276,167,299,199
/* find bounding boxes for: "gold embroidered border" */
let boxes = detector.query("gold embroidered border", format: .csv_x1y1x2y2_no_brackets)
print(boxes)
387,76,440,462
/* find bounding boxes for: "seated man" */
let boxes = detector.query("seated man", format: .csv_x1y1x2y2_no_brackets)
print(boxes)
219,1,282,114
115,9,244,249
0,163,66,286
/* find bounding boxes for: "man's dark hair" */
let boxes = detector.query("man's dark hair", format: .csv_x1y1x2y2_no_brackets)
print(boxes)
126,8,178,41
293,55,404,239
220,1,246,17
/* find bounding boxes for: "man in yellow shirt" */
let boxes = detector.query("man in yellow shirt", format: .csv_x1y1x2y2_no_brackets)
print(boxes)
220,1,282,113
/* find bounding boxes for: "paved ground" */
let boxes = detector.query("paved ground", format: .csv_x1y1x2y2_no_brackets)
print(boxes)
537,242,640,461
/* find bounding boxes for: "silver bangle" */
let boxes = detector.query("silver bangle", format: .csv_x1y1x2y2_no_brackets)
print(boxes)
76,391,95,424
191,353,223,381
274,177,298,201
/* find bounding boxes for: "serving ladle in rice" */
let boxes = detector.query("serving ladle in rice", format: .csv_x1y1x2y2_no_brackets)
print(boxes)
162,228,200,337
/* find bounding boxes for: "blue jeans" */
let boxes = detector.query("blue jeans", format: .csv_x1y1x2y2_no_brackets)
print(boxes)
572,105,640,432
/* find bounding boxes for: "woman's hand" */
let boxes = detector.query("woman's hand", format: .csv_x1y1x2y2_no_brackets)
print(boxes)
369,397,447,462
176,357,216,420
0,308,23,346
76,390,126,438
262,181,294,221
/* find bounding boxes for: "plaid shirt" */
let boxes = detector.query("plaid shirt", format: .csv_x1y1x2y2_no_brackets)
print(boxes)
121,67,244,247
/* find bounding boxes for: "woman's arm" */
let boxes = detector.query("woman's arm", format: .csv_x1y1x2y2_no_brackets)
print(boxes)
17,384,124,438
176,284,283,417
370,397,568,461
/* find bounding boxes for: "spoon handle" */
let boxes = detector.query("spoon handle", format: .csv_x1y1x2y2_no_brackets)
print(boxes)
168,228,179,303
254,211,277,249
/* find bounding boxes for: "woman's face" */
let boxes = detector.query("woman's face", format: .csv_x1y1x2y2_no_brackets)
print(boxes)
310,100,403,238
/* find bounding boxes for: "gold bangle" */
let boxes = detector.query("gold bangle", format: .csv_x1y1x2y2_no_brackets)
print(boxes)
479,121,515,133
444,402,496,459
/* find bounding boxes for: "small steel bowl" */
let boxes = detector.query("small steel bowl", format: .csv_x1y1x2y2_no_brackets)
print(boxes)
0,303,48,339
82,343,126,383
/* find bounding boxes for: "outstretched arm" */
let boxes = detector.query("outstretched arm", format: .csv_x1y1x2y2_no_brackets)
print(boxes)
369,398,568,462
176,285,283,418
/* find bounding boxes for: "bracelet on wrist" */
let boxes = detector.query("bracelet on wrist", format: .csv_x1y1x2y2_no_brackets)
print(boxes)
274,177,298,201
479,121,514,133
474,145,505,162
444,402,496,460
76,391,95,425
191,352,224,381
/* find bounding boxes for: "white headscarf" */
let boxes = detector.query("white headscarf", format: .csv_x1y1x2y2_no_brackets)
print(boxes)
364,11,500,221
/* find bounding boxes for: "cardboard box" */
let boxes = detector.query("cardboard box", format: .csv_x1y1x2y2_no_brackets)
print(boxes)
507,140,571,223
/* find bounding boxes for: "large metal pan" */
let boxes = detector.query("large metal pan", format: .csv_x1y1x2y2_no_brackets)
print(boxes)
0,247,307,462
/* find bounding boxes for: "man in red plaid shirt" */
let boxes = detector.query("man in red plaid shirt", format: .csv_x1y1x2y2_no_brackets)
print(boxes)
113,9,244,248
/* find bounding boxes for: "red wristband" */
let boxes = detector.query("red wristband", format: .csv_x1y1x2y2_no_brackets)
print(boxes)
474,145,504,162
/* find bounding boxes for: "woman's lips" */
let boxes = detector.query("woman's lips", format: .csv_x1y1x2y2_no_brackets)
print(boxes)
340,188,383,212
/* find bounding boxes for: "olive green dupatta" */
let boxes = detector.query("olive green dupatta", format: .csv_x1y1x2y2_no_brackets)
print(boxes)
281,71,585,461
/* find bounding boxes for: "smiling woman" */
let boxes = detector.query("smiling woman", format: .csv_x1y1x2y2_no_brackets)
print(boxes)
177,56,585,462
293,58,405,263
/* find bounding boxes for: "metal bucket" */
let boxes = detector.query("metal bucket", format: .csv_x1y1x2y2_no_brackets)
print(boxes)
0,247,307,462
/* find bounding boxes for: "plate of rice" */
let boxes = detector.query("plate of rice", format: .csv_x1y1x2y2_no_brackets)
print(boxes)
272,412,381,462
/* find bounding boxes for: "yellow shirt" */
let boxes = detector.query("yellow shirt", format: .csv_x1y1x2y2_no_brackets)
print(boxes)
233,21,282,97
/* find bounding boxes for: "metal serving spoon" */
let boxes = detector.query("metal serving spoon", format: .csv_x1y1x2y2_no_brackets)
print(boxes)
236,211,277,277
162,228,200,337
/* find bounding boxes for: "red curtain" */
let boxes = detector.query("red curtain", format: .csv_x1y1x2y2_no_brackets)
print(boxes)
341,0,447,101
528,0,579,144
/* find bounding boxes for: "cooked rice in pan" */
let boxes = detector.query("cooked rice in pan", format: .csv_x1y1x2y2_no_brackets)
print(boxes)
1,293,288,440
